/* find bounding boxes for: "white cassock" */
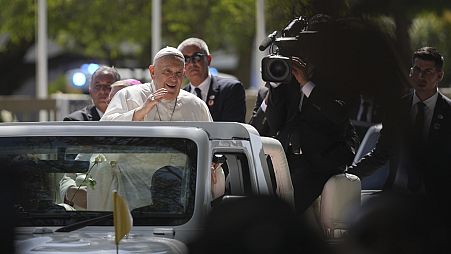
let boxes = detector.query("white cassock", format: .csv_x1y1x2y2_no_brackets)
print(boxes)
86,153,189,211
101,82,212,122
76,82,211,211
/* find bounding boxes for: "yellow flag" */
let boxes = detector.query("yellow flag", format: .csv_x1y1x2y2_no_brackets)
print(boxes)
113,191,133,245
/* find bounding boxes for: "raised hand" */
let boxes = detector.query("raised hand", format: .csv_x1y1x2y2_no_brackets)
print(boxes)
132,88,169,121
291,56,314,87
147,88,168,104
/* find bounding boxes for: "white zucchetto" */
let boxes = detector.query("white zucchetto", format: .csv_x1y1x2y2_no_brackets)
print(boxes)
153,46,184,64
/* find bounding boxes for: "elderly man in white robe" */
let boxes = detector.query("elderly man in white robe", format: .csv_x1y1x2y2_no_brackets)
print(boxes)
101,46,212,122
60,47,226,211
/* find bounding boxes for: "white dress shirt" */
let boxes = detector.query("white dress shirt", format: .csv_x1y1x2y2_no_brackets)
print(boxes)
261,81,316,113
189,74,211,102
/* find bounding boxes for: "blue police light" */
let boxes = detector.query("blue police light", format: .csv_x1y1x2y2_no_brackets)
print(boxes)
80,64,89,74
72,72,87,87
67,63,100,91
209,67,218,76
87,63,100,74
80,63,100,75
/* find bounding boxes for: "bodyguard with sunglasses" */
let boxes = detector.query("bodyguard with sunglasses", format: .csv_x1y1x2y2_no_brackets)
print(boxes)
178,38,246,123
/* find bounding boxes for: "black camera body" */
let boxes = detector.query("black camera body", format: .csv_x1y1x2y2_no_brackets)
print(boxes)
260,14,409,106
260,16,322,83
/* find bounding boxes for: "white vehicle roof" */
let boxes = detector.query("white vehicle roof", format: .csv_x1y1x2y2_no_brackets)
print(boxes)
0,121,259,140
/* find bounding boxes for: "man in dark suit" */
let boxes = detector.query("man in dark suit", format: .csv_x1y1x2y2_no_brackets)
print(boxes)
348,47,451,190
177,38,246,123
249,83,274,137
348,47,451,237
266,57,359,214
64,66,121,121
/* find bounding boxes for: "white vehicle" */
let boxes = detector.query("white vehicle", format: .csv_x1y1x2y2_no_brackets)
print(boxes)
2,121,360,253
1,121,297,253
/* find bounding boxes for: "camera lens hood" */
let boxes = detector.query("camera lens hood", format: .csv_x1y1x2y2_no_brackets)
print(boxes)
261,55,291,83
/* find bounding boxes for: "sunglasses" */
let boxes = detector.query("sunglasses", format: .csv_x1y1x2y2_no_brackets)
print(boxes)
184,52,206,64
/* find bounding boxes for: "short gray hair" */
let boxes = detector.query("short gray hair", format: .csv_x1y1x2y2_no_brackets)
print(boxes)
177,38,210,55
90,66,121,87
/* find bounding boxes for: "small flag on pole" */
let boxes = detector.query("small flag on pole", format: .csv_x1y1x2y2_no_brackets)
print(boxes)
113,191,133,247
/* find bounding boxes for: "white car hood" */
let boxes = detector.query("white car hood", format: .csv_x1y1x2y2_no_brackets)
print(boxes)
16,231,187,254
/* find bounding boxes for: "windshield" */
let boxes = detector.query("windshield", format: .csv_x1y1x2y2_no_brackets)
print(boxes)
1,136,197,227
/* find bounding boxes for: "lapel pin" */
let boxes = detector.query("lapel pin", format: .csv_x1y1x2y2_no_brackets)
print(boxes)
433,123,441,130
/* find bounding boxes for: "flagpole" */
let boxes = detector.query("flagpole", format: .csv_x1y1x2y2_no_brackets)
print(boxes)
113,190,133,254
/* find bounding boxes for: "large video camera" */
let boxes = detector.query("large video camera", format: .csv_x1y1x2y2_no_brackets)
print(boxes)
260,16,321,83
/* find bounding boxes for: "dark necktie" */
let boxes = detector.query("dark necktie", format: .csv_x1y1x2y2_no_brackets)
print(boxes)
414,101,426,142
408,101,426,191
298,91,305,112
194,87,202,100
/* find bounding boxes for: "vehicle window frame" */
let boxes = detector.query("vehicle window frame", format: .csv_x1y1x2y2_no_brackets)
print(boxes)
213,152,252,196
1,136,198,227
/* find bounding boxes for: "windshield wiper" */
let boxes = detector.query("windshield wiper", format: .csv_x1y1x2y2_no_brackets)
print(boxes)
55,213,113,232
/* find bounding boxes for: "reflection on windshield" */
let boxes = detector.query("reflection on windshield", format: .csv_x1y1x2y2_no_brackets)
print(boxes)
0,136,197,227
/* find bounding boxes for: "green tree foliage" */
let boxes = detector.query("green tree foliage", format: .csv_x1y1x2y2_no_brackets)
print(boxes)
0,0,35,44
0,0,152,62
0,0,36,94
263,0,451,88
163,0,255,86
48,0,152,64
1,0,451,95
0,0,256,94
265,0,312,33
348,0,451,66
410,11,451,86
0,0,153,94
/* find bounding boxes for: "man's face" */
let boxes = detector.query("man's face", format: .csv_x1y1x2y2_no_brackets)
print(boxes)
89,72,117,113
149,56,184,100
410,58,443,97
180,45,211,86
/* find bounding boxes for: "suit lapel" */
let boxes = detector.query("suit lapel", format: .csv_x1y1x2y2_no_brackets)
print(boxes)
429,92,449,142
206,76,219,111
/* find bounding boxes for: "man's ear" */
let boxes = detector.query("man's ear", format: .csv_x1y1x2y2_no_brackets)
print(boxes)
438,70,444,81
207,55,212,66
148,65,155,80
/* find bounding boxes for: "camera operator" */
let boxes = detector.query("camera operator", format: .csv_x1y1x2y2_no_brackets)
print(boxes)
266,56,358,214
